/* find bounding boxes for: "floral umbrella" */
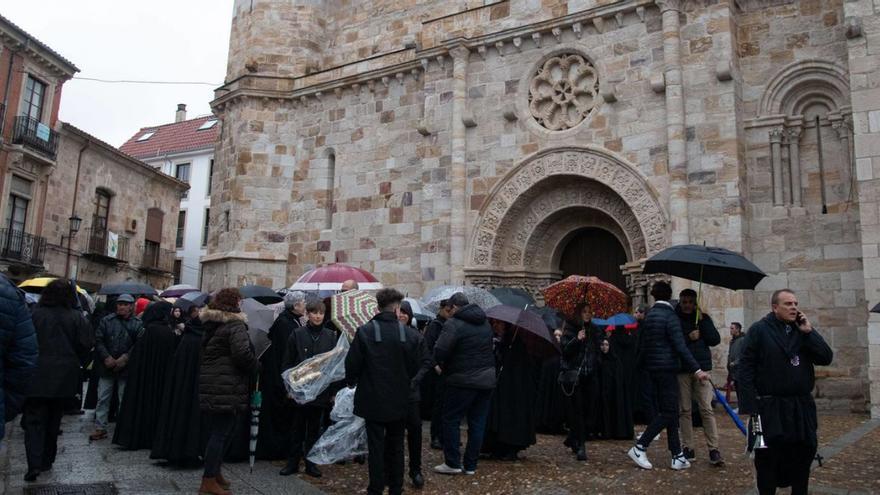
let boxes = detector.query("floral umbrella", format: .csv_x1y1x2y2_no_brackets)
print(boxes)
541,275,627,319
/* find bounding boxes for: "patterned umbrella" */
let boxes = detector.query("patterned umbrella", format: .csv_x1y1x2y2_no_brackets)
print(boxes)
421,285,501,314
292,263,383,291
541,275,627,319
330,289,378,340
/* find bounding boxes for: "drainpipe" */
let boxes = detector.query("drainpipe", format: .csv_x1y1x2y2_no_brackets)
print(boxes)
64,138,89,278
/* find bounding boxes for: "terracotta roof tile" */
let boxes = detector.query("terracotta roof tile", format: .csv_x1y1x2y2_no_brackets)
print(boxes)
119,115,219,159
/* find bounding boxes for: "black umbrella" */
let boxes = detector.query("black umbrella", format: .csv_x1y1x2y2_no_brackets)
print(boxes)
643,244,767,290
870,302,880,313
486,305,561,359
526,305,563,332
98,282,157,296
489,287,536,309
238,285,283,305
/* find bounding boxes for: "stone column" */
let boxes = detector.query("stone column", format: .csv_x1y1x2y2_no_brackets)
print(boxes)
450,45,470,284
832,118,852,175
657,0,689,247
787,126,803,206
769,128,784,206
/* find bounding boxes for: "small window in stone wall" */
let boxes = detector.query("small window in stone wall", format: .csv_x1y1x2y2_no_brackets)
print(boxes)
528,53,599,131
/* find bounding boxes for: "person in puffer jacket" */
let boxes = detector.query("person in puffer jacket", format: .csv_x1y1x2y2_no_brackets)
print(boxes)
0,273,38,443
627,282,708,472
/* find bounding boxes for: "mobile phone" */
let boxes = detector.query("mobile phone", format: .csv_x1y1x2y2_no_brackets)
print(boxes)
796,312,805,325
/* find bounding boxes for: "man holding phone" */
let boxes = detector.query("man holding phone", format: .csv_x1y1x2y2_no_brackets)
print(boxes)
737,289,833,495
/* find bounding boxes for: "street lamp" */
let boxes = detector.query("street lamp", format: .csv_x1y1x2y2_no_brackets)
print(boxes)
64,214,82,279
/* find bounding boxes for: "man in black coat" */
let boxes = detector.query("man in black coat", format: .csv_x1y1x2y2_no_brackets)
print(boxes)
280,299,337,478
433,293,497,476
738,289,832,495
628,282,708,471
675,288,723,465
423,299,451,449
345,288,424,495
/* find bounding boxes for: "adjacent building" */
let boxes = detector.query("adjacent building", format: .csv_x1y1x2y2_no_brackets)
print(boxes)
0,14,189,291
206,0,880,414
120,105,220,287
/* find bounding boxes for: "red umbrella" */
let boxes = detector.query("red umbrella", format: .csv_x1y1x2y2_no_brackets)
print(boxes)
291,263,383,291
486,305,560,360
541,275,628,319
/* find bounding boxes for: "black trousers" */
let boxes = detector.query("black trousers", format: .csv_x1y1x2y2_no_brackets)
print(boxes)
366,419,405,495
405,401,422,475
754,442,815,495
22,397,66,471
430,376,445,443
637,371,682,454
290,406,324,464
203,412,236,478
561,374,598,445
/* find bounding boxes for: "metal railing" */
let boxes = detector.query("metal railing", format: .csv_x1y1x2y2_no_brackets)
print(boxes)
141,243,175,273
12,115,59,160
0,228,46,266
84,227,129,262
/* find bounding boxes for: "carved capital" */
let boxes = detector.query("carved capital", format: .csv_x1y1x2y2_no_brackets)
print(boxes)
449,45,470,61
787,126,802,140
769,128,784,143
655,0,682,13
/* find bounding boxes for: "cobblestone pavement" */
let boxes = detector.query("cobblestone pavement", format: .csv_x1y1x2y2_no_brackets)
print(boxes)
1,412,876,494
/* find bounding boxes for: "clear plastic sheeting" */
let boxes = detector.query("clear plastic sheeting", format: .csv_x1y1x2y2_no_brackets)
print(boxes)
307,387,367,465
282,334,349,405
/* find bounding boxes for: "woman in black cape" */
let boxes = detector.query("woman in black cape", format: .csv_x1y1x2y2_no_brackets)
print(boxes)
596,337,634,440
483,326,538,460
534,328,566,434
150,305,205,465
113,301,179,450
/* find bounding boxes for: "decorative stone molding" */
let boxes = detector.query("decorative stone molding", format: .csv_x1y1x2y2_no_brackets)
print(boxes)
528,53,599,131
468,147,668,269
655,0,682,13
716,60,733,82
758,60,850,116
502,104,518,122
650,73,666,93
846,17,862,39
600,81,618,103
462,110,477,128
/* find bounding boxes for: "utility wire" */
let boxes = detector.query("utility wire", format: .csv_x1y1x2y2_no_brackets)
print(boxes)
72,76,222,86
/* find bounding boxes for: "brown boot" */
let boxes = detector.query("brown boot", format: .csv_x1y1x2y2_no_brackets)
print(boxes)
198,477,230,495
88,429,107,441
216,471,231,489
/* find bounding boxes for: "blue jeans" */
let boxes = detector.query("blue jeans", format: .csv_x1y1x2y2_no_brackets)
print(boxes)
441,386,492,471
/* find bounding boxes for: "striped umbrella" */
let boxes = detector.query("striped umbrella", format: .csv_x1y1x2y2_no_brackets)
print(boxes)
330,289,378,340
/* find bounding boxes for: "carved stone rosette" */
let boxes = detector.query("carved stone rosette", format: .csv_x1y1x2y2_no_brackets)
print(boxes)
528,54,599,131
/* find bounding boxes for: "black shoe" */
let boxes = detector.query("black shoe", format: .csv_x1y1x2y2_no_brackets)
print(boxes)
24,470,39,482
709,449,724,466
430,438,443,450
411,471,425,489
354,454,366,465
305,462,322,478
279,460,299,476
683,447,696,461
40,463,53,471
576,445,587,462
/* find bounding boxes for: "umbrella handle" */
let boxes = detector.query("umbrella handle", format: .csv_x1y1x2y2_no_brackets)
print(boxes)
695,263,704,326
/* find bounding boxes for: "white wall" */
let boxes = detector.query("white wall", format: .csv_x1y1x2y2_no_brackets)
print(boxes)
145,149,213,288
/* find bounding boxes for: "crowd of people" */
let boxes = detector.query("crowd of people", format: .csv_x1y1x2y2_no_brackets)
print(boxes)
0,271,834,495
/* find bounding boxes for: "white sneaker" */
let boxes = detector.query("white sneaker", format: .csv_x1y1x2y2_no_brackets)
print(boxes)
627,446,653,470
671,453,691,470
462,469,475,475
434,463,463,475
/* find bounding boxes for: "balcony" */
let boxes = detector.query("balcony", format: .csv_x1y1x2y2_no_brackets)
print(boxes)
82,227,129,264
12,115,59,160
0,228,46,267
140,243,175,273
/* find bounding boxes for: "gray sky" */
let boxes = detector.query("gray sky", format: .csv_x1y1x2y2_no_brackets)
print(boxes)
3,1,233,146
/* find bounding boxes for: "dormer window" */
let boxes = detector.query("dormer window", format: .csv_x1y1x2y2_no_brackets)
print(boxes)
136,130,156,141
198,120,218,130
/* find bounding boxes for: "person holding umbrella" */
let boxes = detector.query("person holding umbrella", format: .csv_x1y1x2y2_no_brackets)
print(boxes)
198,288,258,495
674,288,723,466
627,282,709,471
738,289,833,495
90,294,143,441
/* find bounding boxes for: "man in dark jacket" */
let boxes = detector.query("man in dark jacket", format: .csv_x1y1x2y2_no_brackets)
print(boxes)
675,288,723,465
738,289,832,495
281,299,337,478
628,282,708,471
726,322,745,402
345,288,424,495
433,293,497,476
91,293,142,440
0,273,38,443
424,299,451,449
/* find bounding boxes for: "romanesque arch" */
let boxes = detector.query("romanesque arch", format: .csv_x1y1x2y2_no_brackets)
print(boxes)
465,146,668,292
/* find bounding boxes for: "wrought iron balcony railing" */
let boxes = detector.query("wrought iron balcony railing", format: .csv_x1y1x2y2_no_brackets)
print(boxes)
141,243,175,273
0,228,46,266
12,115,59,160
83,227,129,263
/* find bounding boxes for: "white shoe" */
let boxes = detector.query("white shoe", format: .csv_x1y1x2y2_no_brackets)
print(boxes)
462,469,475,475
434,463,463,475
671,453,691,470
628,446,653,470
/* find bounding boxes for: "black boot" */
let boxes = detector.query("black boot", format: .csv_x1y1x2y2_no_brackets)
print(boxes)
24,469,40,482
304,461,322,478
279,456,300,476
576,444,587,462
411,471,425,489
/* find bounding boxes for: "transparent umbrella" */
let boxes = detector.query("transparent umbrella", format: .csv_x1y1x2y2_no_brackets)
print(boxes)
421,285,501,314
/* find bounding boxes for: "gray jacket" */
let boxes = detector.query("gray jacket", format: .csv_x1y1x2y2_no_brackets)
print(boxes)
95,313,143,376
727,333,746,375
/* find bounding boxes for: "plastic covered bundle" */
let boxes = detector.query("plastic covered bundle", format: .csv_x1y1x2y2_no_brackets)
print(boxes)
282,333,349,405
307,386,367,465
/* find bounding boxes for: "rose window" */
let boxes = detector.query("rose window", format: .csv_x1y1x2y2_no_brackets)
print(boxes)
528,54,599,131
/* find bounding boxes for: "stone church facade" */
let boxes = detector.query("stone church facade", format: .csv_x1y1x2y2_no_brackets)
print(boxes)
205,0,880,414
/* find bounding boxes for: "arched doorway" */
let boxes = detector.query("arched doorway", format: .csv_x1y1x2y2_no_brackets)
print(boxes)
558,227,628,291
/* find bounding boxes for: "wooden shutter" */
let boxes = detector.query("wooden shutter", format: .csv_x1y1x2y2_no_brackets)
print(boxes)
145,208,163,243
